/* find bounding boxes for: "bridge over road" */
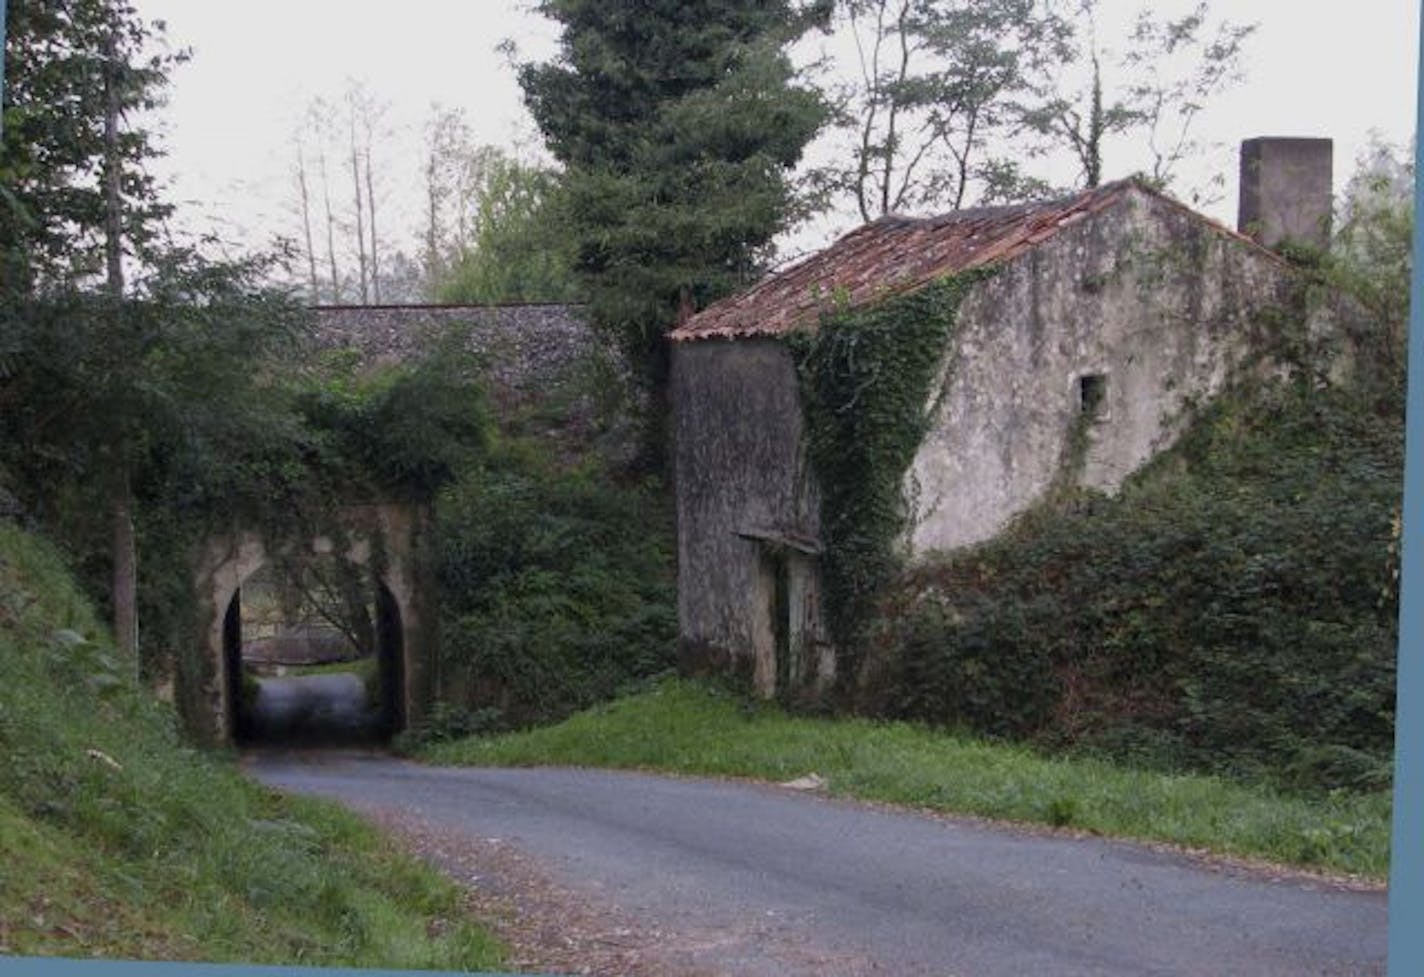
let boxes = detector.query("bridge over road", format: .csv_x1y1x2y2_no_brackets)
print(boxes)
179,303,617,747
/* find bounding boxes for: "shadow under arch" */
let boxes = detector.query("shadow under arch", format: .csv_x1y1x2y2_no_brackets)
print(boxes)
192,503,433,747
218,566,409,746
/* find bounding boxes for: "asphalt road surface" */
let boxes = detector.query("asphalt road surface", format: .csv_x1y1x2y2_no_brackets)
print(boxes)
247,753,1387,977
246,674,380,744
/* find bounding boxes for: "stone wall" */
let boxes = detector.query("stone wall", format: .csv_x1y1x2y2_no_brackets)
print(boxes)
670,338,829,696
903,185,1296,556
309,303,606,403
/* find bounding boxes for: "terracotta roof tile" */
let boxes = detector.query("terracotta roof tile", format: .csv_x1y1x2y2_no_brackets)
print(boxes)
670,179,1274,341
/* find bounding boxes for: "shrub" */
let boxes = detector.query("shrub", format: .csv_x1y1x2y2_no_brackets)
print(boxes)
881,376,1401,791
433,441,676,727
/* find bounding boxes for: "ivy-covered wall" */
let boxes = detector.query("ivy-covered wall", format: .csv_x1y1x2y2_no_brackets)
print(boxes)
905,187,1298,555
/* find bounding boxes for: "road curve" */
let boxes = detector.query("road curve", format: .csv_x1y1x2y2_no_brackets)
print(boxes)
247,752,1386,977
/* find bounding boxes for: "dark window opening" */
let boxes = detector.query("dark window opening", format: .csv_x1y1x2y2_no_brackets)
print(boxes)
1079,373,1107,419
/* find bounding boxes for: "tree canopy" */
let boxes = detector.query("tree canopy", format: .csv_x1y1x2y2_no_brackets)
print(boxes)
518,0,832,396
1,0,183,293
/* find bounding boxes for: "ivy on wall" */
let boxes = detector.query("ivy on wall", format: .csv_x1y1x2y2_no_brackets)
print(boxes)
785,271,995,682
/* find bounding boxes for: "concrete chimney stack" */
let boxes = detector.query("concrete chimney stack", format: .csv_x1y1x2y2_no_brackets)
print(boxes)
1237,137,1333,251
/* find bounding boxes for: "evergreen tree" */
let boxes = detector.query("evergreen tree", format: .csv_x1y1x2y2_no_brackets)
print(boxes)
1,0,182,293
518,0,832,454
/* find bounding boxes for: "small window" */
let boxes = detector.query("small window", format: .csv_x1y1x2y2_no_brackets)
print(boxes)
1079,373,1107,419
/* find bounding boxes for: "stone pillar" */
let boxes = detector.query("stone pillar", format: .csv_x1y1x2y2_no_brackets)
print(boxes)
1237,137,1333,251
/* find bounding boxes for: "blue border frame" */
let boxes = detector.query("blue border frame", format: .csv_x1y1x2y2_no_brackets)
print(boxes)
0,962,530,977
1387,6,1424,973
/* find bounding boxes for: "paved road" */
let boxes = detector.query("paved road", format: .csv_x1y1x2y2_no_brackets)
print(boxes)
247,753,1387,977
246,674,379,744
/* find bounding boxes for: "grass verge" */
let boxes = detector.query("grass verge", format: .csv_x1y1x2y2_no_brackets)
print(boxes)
283,656,378,680
421,678,1390,880
0,522,503,968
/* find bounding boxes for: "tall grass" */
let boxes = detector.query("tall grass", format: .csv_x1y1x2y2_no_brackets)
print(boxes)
423,678,1390,879
0,523,503,967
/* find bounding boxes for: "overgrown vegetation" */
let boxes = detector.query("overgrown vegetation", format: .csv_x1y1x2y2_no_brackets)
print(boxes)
870,266,1405,794
417,436,677,737
0,522,504,966
787,273,991,681
423,678,1389,879
1,299,495,733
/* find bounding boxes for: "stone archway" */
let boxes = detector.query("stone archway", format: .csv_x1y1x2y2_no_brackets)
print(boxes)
191,502,435,746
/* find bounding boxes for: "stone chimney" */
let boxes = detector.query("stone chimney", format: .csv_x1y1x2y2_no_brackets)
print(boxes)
1237,137,1333,251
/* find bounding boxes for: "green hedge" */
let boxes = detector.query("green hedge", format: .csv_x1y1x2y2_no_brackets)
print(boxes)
426,442,677,734
881,377,1402,792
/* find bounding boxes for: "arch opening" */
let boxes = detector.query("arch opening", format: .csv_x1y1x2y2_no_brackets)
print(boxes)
222,557,408,747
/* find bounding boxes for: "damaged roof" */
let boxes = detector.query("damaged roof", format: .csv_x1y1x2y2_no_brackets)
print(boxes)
670,179,1271,341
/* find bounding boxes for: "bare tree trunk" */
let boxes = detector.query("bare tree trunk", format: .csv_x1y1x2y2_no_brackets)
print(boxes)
103,24,138,668
364,146,380,303
878,0,912,216
320,148,341,301
425,154,442,295
349,115,369,304
103,47,124,297
296,141,320,302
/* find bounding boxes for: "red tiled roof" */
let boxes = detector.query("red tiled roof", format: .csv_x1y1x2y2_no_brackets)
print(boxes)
670,179,1272,341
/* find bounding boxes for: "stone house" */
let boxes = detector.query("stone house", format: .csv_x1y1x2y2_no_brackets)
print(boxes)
669,138,1336,699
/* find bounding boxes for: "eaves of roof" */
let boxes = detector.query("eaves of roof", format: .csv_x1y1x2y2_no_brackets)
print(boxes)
670,179,1286,342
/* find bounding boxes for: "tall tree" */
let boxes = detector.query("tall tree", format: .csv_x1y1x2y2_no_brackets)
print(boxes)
1,2,306,677
432,147,578,305
1,0,183,292
291,134,321,300
2,0,189,658
518,0,832,452
1014,0,1255,198
834,0,1049,220
1330,135,1415,367
419,105,488,296
284,82,391,303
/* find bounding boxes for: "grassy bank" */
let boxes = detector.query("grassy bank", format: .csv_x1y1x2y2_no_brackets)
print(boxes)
422,678,1390,880
0,522,503,968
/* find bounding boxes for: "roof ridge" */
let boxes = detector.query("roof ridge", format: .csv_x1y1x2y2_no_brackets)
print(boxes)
670,178,1284,343
672,183,1134,342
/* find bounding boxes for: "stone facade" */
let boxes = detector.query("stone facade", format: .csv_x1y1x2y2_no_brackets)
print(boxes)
670,172,1320,700
309,302,607,405
904,185,1292,554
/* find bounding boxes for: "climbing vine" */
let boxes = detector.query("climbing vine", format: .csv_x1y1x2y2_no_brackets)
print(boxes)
785,271,995,680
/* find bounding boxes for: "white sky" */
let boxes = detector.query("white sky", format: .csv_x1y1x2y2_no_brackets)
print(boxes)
133,0,1420,271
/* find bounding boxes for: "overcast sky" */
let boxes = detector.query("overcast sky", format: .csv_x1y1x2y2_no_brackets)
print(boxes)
133,0,1420,271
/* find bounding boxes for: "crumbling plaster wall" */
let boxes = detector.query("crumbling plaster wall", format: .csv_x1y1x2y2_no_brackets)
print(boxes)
905,187,1295,555
671,338,823,693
